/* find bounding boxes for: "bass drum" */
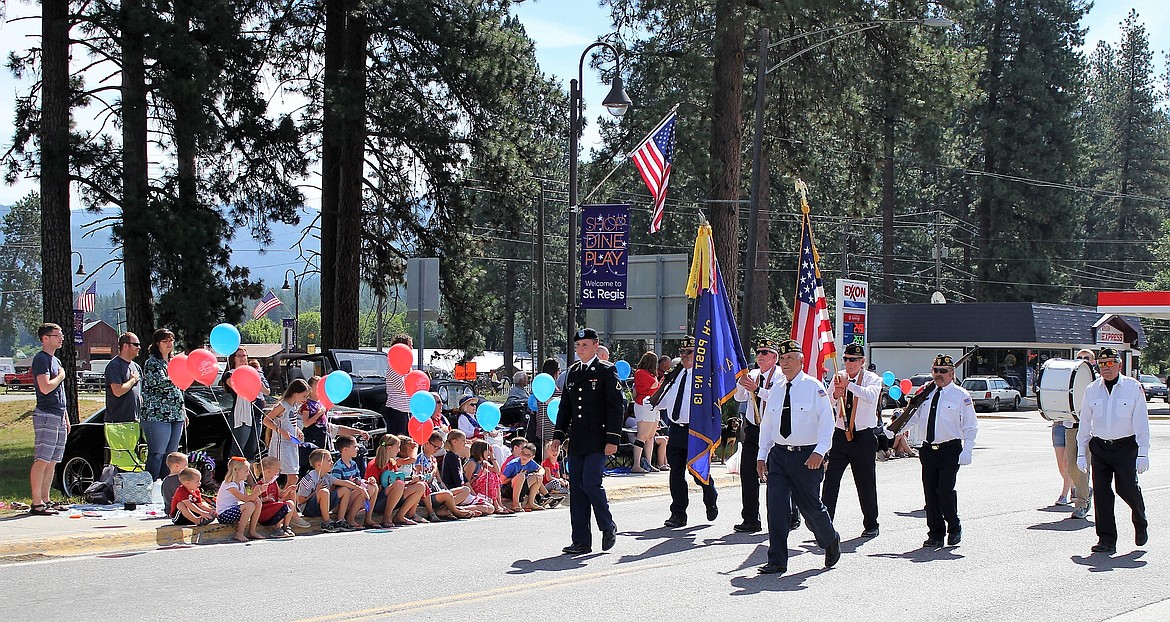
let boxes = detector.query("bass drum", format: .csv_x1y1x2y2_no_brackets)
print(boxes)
1036,358,1096,422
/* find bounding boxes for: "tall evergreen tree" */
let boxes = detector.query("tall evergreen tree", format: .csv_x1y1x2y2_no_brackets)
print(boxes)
0,193,44,356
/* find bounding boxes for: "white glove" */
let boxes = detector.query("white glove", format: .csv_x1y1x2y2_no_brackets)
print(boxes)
1137,456,1149,474
958,452,972,466
1076,455,1088,473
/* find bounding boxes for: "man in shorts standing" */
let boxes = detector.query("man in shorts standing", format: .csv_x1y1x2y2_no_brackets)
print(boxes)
29,323,69,515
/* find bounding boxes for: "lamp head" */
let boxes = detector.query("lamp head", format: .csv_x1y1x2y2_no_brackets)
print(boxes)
281,278,291,291
75,262,86,277
602,76,632,118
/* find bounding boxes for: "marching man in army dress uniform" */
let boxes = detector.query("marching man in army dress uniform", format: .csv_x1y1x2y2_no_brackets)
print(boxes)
552,328,624,555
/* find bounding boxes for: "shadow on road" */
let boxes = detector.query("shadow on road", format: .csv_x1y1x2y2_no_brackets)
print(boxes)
893,508,926,518
1071,550,1147,572
1035,505,1077,513
869,547,965,563
728,566,831,595
507,553,604,575
1027,518,1094,532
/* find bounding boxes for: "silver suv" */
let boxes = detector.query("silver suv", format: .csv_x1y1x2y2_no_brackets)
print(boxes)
961,376,1021,412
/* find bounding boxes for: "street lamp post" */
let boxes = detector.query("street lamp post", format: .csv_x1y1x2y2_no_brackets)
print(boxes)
71,251,86,277
740,17,952,347
281,269,300,351
566,41,632,366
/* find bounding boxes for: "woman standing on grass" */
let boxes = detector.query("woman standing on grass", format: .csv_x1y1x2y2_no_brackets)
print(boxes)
142,328,186,479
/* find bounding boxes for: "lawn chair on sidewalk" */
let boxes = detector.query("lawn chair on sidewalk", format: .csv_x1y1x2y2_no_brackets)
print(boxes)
104,422,153,508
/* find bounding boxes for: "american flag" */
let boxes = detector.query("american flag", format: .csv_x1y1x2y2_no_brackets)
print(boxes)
76,282,96,313
630,111,676,233
252,290,283,319
791,210,837,377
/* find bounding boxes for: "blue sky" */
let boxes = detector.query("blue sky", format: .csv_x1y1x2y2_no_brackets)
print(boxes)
0,1,1168,206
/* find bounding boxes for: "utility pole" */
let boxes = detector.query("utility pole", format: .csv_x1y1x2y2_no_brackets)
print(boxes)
934,210,943,291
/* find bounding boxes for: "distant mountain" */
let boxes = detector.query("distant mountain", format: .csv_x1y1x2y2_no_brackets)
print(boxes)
0,205,321,295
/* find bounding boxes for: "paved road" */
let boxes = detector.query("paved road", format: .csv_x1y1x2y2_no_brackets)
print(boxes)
1,415,1168,621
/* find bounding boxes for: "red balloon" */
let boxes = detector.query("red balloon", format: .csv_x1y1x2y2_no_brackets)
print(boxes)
186,348,219,386
231,365,262,401
167,354,194,391
408,417,434,446
387,343,413,376
899,379,912,394
318,391,333,412
404,370,430,397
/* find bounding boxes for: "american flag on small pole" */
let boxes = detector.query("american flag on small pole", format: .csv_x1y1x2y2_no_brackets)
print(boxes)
630,108,677,233
791,180,838,378
253,290,284,319
76,282,96,313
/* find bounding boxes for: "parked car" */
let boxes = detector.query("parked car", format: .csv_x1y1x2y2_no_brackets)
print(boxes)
3,370,34,390
961,376,1020,412
55,385,386,497
1137,374,1168,402
268,349,391,412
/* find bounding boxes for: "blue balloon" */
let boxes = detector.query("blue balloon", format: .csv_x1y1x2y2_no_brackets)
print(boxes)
889,386,903,400
477,401,501,431
323,370,353,404
409,391,436,423
528,393,538,412
882,371,896,387
547,398,561,425
209,323,241,357
615,360,631,381
532,373,556,402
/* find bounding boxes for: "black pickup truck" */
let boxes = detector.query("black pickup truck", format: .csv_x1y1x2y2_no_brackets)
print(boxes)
267,349,390,411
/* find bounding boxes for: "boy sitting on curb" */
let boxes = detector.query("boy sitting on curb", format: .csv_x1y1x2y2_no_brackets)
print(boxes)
160,452,187,507
329,435,379,529
297,449,347,532
171,467,216,526
501,442,546,511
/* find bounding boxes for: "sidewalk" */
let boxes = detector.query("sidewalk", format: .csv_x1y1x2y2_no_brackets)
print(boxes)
0,464,741,560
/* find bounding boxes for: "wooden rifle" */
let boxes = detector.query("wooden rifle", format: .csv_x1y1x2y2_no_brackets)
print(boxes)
887,346,979,434
648,362,684,408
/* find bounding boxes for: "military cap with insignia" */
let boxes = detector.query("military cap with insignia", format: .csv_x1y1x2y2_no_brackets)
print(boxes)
844,343,865,356
777,339,802,355
680,335,696,349
1097,347,1120,360
755,338,778,354
574,327,599,342
933,353,955,367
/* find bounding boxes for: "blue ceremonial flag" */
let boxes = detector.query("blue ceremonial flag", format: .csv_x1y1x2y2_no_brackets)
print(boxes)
684,224,748,484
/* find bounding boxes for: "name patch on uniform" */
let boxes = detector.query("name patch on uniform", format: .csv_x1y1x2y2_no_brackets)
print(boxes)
818,389,826,397
963,397,972,405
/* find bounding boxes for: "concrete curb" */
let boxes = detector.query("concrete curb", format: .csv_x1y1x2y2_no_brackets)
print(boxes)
0,472,743,560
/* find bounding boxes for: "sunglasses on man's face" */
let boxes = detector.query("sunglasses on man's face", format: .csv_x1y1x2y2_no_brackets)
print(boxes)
1098,359,1119,368
932,367,952,374
843,356,863,362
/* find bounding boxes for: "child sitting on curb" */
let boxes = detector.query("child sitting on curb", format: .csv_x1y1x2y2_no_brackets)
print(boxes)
297,449,346,532
257,456,307,536
330,435,379,529
160,452,188,508
365,436,425,527
171,467,216,526
502,442,546,511
217,458,265,542
541,441,568,507
415,430,477,521
395,436,431,523
466,439,510,515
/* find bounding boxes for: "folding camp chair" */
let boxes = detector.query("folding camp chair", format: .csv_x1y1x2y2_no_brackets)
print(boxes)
104,422,148,473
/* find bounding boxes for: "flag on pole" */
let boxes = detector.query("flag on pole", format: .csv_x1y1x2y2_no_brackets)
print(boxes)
76,282,96,313
791,180,837,377
684,223,748,484
253,290,284,319
630,111,677,233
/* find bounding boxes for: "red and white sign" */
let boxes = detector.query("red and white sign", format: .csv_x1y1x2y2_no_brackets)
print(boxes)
1096,324,1125,345
835,279,869,353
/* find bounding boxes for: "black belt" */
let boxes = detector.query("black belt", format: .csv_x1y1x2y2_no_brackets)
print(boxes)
921,439,961,451
1094,435,1135,446
836,427,873,437
775,444,815,452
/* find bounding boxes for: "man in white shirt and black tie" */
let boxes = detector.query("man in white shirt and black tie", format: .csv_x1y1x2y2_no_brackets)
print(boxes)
656,335,718,528
1076,347,1150,554
755,339,840,576
823,343,884,538
904,354,978,548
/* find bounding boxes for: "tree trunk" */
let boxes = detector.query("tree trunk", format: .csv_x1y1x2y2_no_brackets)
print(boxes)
121,0,154,349
708,0,745,310
41,0,78,422
333,4,367,349
319,0,347,349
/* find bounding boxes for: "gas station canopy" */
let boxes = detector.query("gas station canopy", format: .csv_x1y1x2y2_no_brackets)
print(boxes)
1097,291,1170,320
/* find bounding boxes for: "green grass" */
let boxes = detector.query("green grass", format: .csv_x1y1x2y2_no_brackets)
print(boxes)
0,399,103,509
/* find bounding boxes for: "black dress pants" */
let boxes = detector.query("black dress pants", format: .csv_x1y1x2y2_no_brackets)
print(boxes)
919,439,962,540
740,422,760,524
667,423,717,517
822,427,879,531
1090,435,1148,546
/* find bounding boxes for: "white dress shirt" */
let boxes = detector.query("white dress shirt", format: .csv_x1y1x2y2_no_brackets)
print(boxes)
757,371,835,459
656,365,694,425
1076,374,1150,458
833,369,883,431
734,366,778,425
902,382,978,457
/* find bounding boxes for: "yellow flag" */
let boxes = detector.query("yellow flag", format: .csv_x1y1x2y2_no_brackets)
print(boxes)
685,223,716,299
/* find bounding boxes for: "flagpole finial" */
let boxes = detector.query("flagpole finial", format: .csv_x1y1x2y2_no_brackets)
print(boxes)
794,179,811,215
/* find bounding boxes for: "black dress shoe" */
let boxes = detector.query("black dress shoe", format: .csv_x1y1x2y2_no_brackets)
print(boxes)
706,504,719,522
1091,542,1116,554
861,527,880,538
562,543,592,555
758,563,787,575
790,514,802,531
824,535,841,568
1137,529,1149,547
947,531,962,546
664,515,687,528
923,538,944,548
602,528,617,551
733,522,762,533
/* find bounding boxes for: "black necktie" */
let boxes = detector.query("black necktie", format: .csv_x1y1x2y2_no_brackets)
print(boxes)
671,370,688,422
927,389,941,443
780,381,793,438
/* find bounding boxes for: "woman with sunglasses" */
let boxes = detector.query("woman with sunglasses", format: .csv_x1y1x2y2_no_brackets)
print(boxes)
141,328,186,479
